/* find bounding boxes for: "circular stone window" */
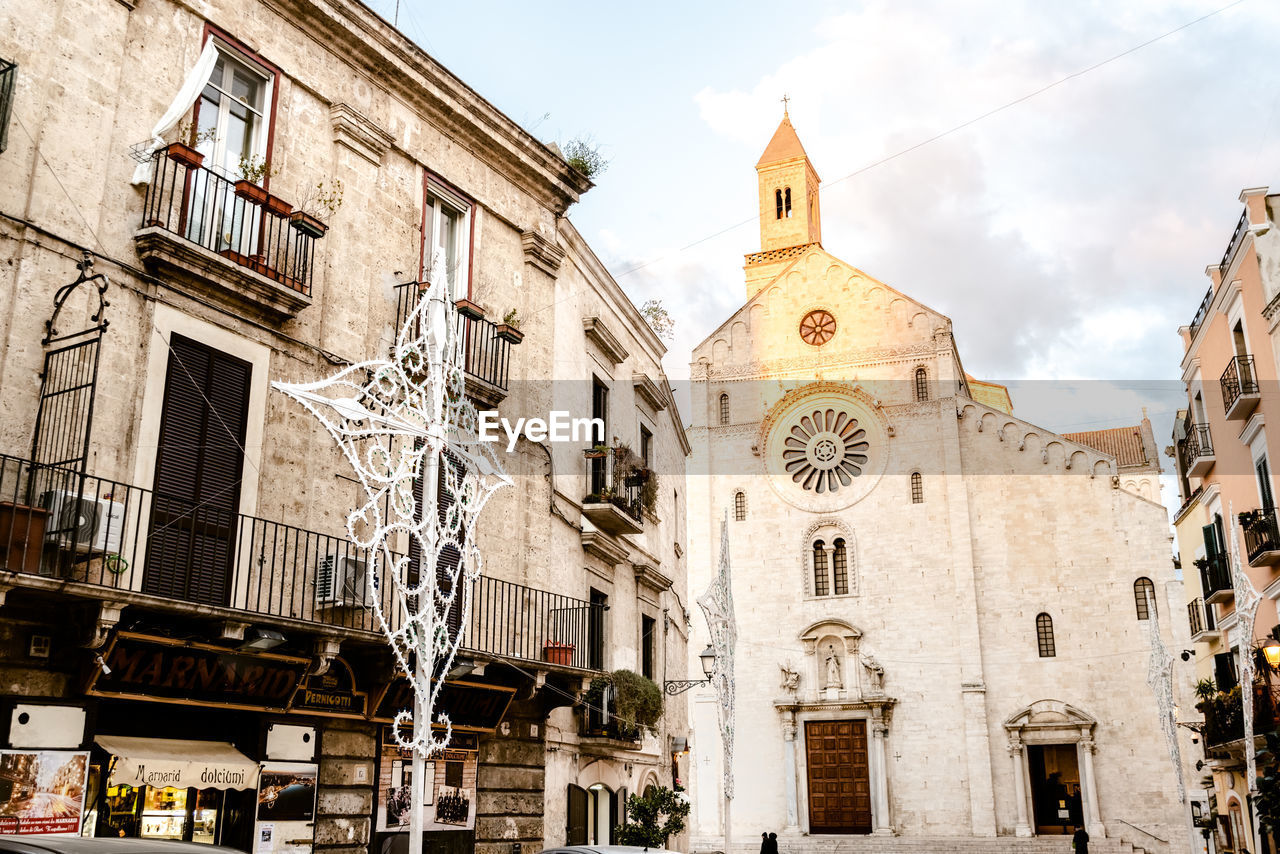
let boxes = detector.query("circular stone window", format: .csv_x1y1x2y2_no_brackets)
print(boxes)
799,310,836,346
783,409,870,493
761,388,887,512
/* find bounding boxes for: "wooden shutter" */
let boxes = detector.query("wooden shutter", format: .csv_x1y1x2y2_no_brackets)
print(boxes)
566,784,588,845
608,788,621,843
144,335,250,606
410,447,465,656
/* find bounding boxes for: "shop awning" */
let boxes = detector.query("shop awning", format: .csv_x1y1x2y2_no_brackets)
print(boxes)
96,735,260,791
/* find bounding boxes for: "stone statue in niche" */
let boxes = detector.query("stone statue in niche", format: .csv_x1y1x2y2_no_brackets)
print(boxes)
779,662,800,694
824,644,842,689
862,652,885,694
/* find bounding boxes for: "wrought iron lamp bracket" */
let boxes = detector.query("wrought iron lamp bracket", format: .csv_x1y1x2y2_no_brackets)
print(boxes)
664,678,711,696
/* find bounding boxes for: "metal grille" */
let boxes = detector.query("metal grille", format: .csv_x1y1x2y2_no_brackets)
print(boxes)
911,472,924,504
733,490,746,521
915,367,929,402
719,393,730,425
1036,613,1056,657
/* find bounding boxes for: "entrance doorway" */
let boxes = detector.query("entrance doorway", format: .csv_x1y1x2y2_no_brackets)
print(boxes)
1028,744,1083,835
804,720,871,834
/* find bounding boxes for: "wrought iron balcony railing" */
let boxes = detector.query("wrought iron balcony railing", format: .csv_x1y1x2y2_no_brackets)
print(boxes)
1189,286,1214,341
139,151,320,296
1221,355,1260,419
1241,507,1280,567
1199,551,1232,604
0,453,603,670
392,283,516,399
1178,423,1215,477
1220,207,1250,278
583,446,646,534
1204,683,1280,748
1187,596,1215,639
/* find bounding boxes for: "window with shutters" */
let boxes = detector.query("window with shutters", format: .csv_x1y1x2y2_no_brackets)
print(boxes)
566,784,588,845
422,175,473,301
641,615,656,680
144,335,251,607
1134,577,1156,620
734,490,746,521
589,588,608,671
1036,613,1056,658
410,447,467,653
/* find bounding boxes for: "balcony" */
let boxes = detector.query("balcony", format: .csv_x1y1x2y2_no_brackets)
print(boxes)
392,283,517,407
1179,423,1215,478
1189,286,1214,342
1221,355,1261,421
1188,597,1216,642
1203,682,1280,749
1199,552,1233,606
0,454,604,671
1242,508,1280,567
582,446,646,536
135,149,320,320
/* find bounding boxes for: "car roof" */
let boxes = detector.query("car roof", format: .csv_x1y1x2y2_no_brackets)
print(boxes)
0,838,245,854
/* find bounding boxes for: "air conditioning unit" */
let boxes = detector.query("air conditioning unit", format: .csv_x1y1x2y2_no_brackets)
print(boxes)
316,554,373,608
38,490,125,553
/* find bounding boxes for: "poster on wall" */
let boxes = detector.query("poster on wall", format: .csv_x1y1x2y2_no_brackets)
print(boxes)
254,762,317,854
0,750,90,835
377,747,477,832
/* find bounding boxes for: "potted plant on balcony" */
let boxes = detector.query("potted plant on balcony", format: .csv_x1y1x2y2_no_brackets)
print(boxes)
581,670,663,741
583,444,610,460
455,298,484,320
496,309,524,344
542,640,575,666
290,178,343,238
234,154,275,206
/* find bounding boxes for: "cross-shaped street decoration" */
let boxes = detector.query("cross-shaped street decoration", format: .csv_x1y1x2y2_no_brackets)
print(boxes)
1144,587,1184,806
1226,502,1262,796
272,252,511,849
698,512,737,848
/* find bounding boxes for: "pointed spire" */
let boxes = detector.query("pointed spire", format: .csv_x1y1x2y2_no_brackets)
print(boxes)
757,111,812,170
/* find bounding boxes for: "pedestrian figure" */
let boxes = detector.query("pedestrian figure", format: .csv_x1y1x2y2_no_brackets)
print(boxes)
1071,825,1089,854
766,832,779,854
760,832,768,854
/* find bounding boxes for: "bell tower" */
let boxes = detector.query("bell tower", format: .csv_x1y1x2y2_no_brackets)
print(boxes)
756,109,822,253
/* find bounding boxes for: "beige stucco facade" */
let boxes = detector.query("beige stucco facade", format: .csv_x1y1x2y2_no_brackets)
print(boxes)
0,2,687,852
686,115,1187,853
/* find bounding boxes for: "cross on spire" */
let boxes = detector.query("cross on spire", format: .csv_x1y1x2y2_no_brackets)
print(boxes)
781,94,790,115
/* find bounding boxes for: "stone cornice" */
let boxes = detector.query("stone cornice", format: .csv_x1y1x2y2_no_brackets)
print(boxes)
633,374,667,412
582,316,629,366
521,228,565,277
695,342,941,382
330,103,394,166
581,530,628,566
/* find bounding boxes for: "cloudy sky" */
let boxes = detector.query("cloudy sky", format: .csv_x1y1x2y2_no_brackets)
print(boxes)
365,0,1278,439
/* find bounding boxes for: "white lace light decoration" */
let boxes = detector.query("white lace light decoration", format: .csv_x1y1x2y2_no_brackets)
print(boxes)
698,513,736,802
272,252,511,759
1227,501,1262,794
1144,588,1185,805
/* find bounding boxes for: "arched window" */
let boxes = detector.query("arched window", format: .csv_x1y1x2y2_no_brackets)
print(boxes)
1134,577,1156,620
832,539,849,595
915,367,929,402
1036,613,1056,658
734,491,746,521
911,472,924,504
775,189,783,219
784,187,793,217
719,392,730,425
813,540,829,596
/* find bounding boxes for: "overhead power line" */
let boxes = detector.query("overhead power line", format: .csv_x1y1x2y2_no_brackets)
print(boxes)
614,0,1250,280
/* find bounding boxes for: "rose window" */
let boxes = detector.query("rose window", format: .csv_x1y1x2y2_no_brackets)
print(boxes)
782,409,870,493
799,310,836,346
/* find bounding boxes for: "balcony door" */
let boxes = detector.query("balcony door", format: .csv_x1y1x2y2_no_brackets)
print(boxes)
143,335,250,606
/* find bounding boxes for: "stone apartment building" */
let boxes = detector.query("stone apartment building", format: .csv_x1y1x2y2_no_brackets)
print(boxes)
0,2,688,853
1171,187,1280,854
685,112,1188,853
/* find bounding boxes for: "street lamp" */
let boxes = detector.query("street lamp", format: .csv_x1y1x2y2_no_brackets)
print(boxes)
665,646,716,695
1262,636,1280,670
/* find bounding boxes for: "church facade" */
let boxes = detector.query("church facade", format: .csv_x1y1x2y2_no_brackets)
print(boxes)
685,114,1189,850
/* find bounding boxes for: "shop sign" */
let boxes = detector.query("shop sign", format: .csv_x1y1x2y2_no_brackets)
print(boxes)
89,633,308,712
376,746,477,833
371,679,515,732
0,750,90,835
288,658,368,718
